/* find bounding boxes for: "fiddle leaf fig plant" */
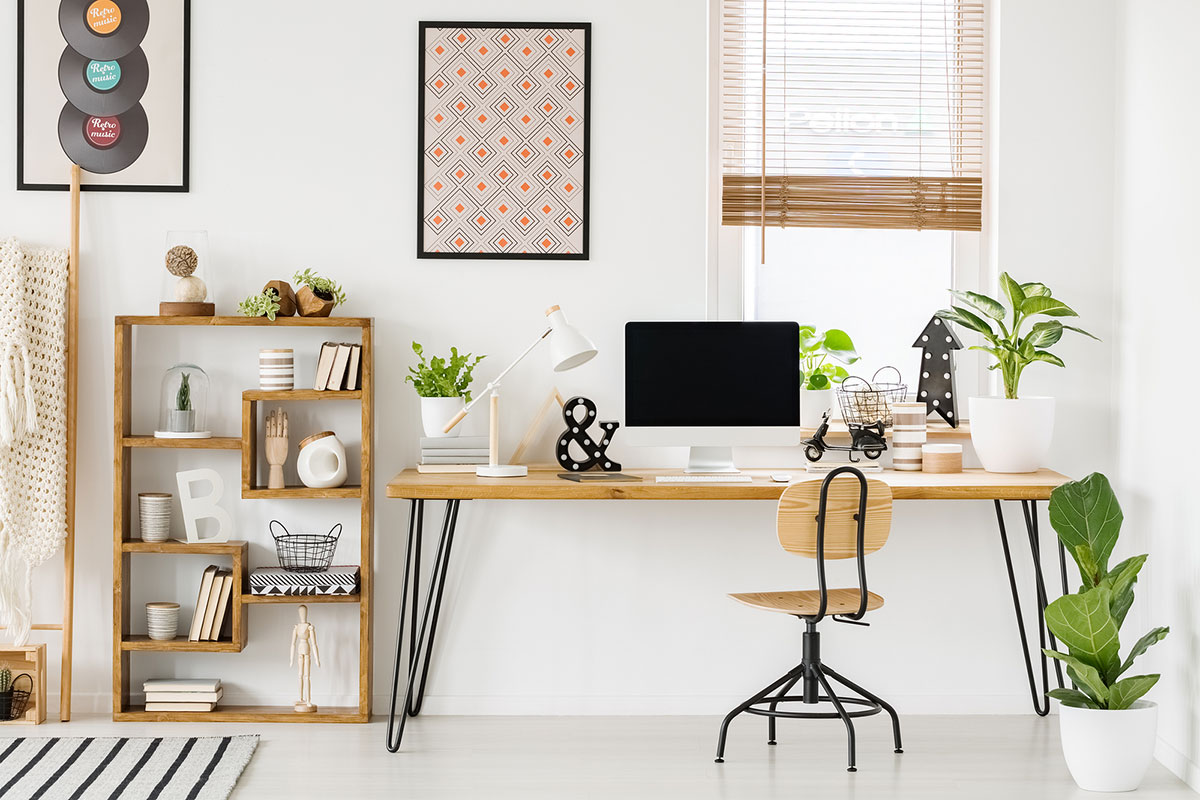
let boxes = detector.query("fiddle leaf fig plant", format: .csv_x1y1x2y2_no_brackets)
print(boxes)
405,342,485,403
935,273,1099,399
799,326,859,390
1042,473,1169,710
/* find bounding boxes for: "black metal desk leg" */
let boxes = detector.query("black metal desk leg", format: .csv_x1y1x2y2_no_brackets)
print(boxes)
386,499,461,753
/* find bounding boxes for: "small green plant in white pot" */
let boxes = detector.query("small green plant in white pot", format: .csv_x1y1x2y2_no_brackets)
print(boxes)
798,326,859,428
1043,473,1169,793
936,274,1097,472
406,342,485,438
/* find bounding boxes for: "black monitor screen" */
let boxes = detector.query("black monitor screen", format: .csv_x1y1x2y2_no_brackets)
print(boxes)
625,322,800,427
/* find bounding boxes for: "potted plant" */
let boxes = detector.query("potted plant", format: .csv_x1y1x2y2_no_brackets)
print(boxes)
1042,473,1169,792
406,342,485,438
237,288,282,321
0,668,11,720
798,326,859,428
936,274,1097,472
293,269,347,317
169,372,195,433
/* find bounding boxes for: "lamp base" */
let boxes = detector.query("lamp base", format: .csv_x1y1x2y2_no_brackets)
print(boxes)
476,464,529,478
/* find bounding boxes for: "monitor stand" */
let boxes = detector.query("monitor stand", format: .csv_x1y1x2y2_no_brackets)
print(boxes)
685,446,739,474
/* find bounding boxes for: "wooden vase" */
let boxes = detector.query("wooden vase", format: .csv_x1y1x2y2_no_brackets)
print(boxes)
263,280,297,317
296,286,334,317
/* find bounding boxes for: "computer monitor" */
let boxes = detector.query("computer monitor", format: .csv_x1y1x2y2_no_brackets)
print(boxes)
624,321,801,472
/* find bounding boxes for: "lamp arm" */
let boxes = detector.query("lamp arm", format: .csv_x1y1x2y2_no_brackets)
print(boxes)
443,327,552,433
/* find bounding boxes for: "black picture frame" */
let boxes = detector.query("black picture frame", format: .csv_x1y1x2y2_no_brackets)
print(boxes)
16,0,191,192
417,21,591,260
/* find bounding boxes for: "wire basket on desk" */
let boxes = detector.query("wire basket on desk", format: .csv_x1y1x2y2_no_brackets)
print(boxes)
1,673,32,721
270,520,341,573
837,367,908,428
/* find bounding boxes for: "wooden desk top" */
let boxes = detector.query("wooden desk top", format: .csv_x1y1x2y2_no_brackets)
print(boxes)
386,468,1070,501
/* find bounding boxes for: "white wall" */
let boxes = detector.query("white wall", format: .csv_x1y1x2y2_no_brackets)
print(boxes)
1113,0,1200,788
0,0,1123,717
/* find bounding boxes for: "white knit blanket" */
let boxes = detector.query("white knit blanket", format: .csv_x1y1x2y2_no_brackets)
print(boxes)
0,237,69,645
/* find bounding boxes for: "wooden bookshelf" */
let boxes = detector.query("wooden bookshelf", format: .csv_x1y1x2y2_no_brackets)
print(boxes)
113,315,374,723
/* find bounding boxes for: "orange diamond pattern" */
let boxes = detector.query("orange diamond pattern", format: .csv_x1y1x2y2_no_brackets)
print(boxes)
422,25,587,257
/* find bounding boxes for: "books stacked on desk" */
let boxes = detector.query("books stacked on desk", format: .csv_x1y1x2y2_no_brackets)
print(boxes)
313,342,363,391
144,678,223,712
188,565,234,642
250,565,360,597
418,436,490,473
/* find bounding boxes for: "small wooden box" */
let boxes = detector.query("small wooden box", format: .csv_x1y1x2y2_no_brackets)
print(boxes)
0,643,46,724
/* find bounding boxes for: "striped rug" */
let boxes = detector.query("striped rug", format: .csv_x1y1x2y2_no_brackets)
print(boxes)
0,735,257,800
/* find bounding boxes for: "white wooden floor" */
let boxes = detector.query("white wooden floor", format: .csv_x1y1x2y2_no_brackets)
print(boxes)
11,714,1196,799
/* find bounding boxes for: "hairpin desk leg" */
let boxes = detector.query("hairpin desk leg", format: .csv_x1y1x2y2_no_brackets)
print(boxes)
994,499,1066,716
386,499,462,752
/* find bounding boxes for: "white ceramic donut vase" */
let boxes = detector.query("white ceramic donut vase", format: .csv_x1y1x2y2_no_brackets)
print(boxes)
297,431,348,489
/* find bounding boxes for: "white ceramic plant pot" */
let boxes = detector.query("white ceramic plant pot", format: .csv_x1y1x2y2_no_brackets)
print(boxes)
800,388,835,428
968,396,1055,473
421,396,465,438
1058,701,1158,792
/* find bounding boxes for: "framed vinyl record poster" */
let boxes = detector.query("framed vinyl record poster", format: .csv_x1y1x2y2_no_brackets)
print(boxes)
419,22,590,259
17,0,190,191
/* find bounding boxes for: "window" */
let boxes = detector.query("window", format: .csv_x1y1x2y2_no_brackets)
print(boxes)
715,0,986,396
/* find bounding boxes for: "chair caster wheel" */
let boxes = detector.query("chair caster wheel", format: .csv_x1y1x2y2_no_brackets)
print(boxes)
847,767,857,773
767,740,776,746
714,758,724,764
895,749,904,754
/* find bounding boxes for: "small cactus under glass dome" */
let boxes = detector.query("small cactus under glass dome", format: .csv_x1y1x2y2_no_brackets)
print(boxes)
154,364,212,439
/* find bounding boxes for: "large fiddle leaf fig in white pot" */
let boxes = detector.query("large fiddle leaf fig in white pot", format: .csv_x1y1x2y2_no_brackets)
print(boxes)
936,274,1098,472
1043,474,1169,793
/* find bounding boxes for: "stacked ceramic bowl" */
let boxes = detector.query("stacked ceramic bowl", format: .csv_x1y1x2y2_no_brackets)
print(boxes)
146,602,180,640
138,492,172,542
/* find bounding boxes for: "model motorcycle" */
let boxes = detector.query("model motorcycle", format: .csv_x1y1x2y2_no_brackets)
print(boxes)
802,410,887,463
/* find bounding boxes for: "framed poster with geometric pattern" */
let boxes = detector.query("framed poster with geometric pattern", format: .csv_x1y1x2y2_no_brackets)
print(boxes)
17,0,190,192
418,22,590,259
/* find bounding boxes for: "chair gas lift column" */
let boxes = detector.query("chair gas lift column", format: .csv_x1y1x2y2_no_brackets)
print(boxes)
715,466,902,772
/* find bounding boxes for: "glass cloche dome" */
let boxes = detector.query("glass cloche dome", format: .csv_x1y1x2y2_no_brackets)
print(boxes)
154,363,212,438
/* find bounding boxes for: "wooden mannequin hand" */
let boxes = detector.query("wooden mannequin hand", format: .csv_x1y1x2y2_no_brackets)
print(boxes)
265,408,288,490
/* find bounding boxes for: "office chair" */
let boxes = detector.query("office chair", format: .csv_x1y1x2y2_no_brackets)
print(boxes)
714,466,902,772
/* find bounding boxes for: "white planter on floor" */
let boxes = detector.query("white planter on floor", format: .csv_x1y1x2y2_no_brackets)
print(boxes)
968,396,1055,473
800,388,835,428
1058,701,1158,792
421,396,466,438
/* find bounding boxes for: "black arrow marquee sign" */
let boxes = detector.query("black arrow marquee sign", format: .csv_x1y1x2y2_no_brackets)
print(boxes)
912,315,962,427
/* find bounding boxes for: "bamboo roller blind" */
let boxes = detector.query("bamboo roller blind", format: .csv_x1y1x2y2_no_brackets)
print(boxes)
721,0,985,232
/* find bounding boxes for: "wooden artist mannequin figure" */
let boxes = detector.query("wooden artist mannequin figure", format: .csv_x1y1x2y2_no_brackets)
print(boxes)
289,604,321,712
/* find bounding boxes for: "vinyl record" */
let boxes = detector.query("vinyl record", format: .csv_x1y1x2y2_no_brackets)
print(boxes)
57,102,148,174
58,45,149,117
59,0,150,61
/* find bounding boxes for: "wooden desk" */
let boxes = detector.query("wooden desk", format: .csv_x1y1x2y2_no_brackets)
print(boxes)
384,467,1072,752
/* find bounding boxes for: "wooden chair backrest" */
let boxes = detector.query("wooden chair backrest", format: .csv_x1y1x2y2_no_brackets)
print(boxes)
777,474,893,559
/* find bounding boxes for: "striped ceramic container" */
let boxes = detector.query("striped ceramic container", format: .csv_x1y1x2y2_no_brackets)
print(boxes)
891,402,928,471
259,349,294,391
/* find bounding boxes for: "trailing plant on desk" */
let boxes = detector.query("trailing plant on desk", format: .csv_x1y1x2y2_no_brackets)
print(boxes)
935,273,1098,399
405,342,485,402
798,326,859,390
293,269,347,307
237,288,282,321
176,372,192,411
1042,473,1169,710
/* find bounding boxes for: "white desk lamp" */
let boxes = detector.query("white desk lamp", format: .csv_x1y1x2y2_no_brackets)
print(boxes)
442,305,597,477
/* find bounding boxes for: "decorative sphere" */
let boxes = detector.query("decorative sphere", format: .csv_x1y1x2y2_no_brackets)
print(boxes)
165,245,198,277
174,275,207,302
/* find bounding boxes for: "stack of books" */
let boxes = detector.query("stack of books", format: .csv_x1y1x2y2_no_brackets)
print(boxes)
144,678,223,712
418,436,490,473
313,342,363,391
188,565,234,642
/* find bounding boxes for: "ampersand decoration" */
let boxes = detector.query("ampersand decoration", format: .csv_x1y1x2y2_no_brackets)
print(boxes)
555,396,621,472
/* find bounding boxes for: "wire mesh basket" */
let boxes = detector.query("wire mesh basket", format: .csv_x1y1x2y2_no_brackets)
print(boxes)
836,367,908,428
270,520,342,573
1,673,33,721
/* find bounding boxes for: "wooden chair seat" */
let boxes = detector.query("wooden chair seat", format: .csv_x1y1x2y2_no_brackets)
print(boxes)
729,588,884,617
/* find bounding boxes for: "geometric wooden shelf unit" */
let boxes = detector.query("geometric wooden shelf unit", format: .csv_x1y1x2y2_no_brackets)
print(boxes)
113,315,374,723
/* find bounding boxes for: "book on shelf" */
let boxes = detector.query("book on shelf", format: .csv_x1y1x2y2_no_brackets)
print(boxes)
187,565,220,641
145,701,217,712
144,678,221,693
250,565,360,597
144,687,224,704
207,572,234,641
420,436,488,450
327,343,353,390
416,463,485,474
419,448,490,458
345,344,362,390
420,455,490,465
312,342,339,390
